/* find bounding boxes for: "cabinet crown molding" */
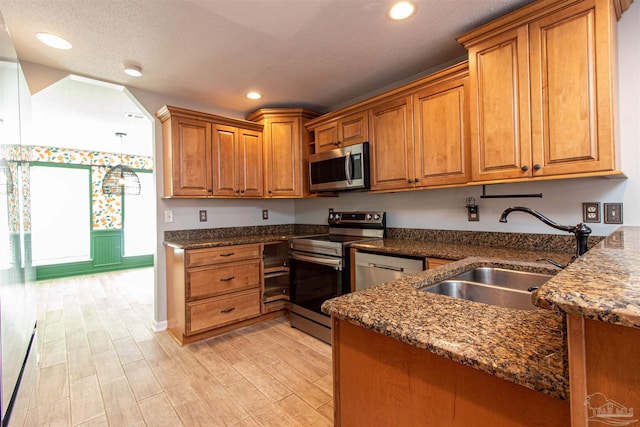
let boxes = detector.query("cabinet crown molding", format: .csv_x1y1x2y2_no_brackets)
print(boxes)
457,0,633,48
245,108,320,122
156,105,263,132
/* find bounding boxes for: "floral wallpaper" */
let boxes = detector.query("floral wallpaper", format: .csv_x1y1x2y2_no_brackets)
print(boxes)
1,145,153,233
91,167,122,229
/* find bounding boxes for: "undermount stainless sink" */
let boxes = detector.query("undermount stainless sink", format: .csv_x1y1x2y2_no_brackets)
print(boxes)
420,267,554,310
453,267,554,292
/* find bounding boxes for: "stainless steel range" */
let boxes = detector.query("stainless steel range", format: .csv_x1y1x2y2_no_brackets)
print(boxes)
289,211,386,343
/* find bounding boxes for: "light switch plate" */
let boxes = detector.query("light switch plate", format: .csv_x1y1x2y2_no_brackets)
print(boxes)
604,203,623,224
199,210,207,222
582,202,600,223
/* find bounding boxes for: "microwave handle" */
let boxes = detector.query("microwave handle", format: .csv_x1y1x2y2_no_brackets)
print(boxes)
344,150,352,185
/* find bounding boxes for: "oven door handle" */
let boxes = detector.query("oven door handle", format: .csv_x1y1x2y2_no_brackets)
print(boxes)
290,252,342,269
344,150,352,185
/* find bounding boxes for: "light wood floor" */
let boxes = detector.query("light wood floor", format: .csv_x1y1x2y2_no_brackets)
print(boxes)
11,268,333,427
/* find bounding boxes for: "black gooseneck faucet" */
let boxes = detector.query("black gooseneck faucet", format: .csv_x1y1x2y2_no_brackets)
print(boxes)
499,206,592,260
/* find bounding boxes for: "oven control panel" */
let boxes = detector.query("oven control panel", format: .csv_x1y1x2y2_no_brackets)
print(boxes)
328,211,386,228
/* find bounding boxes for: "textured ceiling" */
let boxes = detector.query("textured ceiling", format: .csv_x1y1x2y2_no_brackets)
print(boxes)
0,0,535,117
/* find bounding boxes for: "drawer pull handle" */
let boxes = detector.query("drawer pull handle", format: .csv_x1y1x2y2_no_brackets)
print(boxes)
220,307,236,314
220,253,235,257
220,276,235,282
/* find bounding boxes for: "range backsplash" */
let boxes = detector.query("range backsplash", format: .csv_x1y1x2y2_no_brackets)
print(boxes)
165,225,603,254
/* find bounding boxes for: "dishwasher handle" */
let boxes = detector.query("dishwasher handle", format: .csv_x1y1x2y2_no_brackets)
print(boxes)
368,263,404,272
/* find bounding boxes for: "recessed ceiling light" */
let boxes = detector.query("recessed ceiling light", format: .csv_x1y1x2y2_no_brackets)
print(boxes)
36,32,72,50
388,1,415,20
246,91,262,100
124,65,142,77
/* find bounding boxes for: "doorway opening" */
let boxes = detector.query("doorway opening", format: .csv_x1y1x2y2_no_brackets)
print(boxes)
28,75,155,279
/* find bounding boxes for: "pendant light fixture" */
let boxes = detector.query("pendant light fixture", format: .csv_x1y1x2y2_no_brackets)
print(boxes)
101,132,141,196
0,157,14,195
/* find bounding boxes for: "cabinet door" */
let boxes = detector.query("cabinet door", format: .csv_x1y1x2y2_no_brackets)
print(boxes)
168,117,212,196
468,26,532,181
211,124,239,196
265,117,303,197
315,121,338,153
529,0,615,176
338,110,369,147
413,76,470,187
369,96,414,191
238,128,264,197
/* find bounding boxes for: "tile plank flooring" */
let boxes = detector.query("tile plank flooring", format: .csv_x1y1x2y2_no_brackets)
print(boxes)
12,268,333,426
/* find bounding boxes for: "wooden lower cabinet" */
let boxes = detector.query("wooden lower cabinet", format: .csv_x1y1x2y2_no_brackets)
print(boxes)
187,289,261,333
165,243,286,345
426,257,454,269
332,318,570,427
567,315,640,427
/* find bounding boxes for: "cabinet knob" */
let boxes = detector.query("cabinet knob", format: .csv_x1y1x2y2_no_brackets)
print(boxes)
414,178,419,183
268,190,272,194
407,179,413,184
236,189,240,193
334,141,340,146
533,164,541,170
207,189,213,193
241,189,245,193
521,165,529,172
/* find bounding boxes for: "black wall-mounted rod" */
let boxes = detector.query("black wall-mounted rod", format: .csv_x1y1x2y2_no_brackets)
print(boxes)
479,185,543,199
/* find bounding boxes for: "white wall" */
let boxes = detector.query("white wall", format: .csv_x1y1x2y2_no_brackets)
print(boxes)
296,3,640,237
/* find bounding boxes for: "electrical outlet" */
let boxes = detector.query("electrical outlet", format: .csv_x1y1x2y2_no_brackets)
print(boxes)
199,210,207,222
604,203,623,224
164,210,173,223
582,202,600,223
467,206,479,221
262,209,269,220
329,208,334,214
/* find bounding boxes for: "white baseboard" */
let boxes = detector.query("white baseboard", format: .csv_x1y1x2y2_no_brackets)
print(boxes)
152,320,168,332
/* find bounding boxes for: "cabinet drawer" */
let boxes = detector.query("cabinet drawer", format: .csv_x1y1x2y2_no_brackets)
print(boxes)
187,260,261,300
185,244,261,267
187,289,261,334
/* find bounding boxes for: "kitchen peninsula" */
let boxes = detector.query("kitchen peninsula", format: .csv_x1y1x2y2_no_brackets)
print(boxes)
323,226,640,426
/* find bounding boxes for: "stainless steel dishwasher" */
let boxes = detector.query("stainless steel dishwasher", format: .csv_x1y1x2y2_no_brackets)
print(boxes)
354,252,425,291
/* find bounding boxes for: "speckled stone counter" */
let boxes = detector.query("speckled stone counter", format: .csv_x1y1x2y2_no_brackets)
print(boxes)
350,238,575,264
163,224,327,250
322,257,569,399
535,226,640,328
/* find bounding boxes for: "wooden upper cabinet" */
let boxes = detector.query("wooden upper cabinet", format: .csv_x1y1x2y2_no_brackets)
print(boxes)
313,109,369,153
163,115,213,197
466,26,531,181
368,62,470,192
212,124,263,197
211,124,238,197
413,73,470,187
529,0,616,176
369,95,414,191
246,108,320,198
157,106,264,198
460,0,621,183
238,128,264,197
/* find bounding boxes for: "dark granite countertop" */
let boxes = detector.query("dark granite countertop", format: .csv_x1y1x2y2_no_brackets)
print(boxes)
164,234,294,250
535,226,640,328
322,257,568,399
349,238,575,264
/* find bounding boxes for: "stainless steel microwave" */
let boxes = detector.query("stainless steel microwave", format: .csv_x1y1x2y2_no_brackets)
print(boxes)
309,142,370,192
